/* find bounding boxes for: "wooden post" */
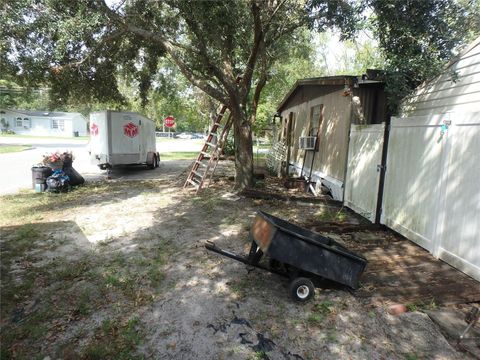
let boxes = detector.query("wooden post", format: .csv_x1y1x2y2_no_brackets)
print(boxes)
284,112,293,177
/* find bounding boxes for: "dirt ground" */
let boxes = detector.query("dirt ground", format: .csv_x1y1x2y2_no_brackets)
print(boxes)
0,159,476,359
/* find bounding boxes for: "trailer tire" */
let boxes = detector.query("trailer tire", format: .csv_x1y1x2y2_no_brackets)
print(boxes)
147,153,156,169
289,277,315,302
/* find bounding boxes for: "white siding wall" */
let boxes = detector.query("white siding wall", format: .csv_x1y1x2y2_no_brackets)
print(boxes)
72,114,88,136
402,37,480,116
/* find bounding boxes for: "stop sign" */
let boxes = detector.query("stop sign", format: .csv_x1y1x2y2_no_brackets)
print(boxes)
164,116,175,128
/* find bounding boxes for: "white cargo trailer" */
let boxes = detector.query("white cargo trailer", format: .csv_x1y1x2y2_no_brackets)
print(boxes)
89,110,160,169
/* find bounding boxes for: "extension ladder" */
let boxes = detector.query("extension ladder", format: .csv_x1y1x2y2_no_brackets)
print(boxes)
183,105,233,193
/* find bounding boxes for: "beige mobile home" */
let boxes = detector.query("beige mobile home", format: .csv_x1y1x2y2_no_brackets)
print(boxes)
276,75,388,200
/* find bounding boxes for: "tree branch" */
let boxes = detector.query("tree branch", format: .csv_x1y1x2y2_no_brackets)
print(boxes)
181,16,236,93
54,29,124,71
262,0,289,33
250,49,268,124
242,0,264,99
98,0,228,103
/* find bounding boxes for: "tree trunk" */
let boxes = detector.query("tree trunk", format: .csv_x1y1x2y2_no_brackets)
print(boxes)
231,104,254,190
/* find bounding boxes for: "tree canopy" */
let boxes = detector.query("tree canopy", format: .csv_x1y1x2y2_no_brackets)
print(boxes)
3,0,360,188
2,0,478,187
368,0,480,112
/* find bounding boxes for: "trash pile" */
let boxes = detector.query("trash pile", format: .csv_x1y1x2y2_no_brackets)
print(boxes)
32,151,85,193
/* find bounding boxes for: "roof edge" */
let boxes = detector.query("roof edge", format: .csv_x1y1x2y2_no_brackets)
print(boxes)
276,75,384,113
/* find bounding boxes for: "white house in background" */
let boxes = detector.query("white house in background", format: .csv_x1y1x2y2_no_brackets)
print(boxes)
0,109,88,137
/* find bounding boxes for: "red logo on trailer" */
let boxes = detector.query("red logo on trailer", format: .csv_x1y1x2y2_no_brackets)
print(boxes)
90,123,99,136
123,122,139,138
164,116,175,128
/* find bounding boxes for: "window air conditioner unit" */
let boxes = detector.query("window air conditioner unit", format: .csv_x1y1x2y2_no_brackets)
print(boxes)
299,136,316,150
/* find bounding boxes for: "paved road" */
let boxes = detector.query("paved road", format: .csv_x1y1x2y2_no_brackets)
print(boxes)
0,137,202,195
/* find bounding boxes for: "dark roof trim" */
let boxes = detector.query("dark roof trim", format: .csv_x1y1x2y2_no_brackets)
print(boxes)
276,75,383,113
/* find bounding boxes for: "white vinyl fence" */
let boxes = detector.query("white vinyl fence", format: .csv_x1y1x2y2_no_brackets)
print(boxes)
344,124,384,222
381,112,480,281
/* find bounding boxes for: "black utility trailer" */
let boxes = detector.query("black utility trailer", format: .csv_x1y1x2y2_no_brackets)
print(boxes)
206,211,367,302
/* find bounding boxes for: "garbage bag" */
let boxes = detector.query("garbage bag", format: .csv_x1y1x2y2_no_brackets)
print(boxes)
63,166,85,186
46,170,70,193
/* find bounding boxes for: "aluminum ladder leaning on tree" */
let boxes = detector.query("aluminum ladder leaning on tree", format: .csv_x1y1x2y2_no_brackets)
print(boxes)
183,105,233,193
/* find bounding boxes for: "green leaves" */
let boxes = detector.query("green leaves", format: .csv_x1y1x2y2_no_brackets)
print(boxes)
368,0,479,113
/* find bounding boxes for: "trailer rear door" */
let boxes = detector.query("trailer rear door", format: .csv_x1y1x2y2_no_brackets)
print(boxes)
89,112,108,156
110,112,141,156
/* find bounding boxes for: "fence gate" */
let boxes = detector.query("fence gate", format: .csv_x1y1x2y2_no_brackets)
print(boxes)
381,113,480,281
344,124,385,222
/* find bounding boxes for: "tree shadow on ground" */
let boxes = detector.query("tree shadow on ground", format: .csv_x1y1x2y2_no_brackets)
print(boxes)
0,163,469,360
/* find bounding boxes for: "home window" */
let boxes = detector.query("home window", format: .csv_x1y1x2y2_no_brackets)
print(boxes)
289,114,296,146
51,119,65,130
16,117,23,127
310,105,322,131
23,118,30,128
309,105,324,151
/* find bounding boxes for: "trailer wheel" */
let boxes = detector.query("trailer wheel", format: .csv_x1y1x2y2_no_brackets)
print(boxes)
147,153,156,169
289,277,315,302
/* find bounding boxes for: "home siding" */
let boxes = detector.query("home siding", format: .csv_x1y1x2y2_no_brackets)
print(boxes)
72,114,88,136
1,109,87,137
280,85,351,182
402,38,480,116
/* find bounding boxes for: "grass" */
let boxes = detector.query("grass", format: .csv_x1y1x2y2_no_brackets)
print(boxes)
314,300,333,314
160,151,198,160
0,232,172,358
307,300,334,326
0,145,32,153
189,192,226,215
252,351,268,360
406,303,418,312
0,182,176,359
406,299,437,312
227,278,252,298
0,180,163,226
82,317,143,360
156,138,204,145
314,207,348,222
326,329,338,342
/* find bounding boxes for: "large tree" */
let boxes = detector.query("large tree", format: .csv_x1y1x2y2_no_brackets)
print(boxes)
2,0,357,189
4,0,476,188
